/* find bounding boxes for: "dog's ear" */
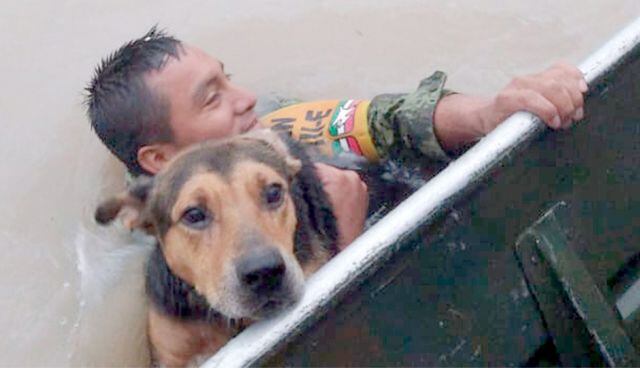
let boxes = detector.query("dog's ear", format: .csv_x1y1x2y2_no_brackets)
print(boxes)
94,176,154,232
240,129,302,176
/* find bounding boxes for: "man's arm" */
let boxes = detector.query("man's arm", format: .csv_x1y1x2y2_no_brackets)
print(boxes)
434,63,588,152
323,63,588,250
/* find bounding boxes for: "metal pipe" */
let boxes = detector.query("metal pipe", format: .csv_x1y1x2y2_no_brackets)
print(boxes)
203,16,640,368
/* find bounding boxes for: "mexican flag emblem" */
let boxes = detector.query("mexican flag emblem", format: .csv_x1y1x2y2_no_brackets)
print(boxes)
328,100,358,137
332,136,363,156
328,100,363,156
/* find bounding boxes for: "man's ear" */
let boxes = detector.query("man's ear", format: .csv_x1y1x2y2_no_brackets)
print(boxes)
95,176,154,232
137,143,179,175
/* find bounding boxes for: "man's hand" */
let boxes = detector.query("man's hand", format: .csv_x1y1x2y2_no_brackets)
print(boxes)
434,62,588,152
481,62,588,131
314,163,368,251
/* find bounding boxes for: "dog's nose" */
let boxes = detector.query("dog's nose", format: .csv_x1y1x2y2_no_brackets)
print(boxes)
236,248,286,294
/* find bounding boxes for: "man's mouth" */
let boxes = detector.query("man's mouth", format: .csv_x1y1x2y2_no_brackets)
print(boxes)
243,116,260,133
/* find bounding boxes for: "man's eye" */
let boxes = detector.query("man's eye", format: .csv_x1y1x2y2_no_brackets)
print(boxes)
262,183,284,209
205,93,220,106
180,206,212,229
224,73,233,80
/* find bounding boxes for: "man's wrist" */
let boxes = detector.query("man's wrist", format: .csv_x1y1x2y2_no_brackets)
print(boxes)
434,93,492,152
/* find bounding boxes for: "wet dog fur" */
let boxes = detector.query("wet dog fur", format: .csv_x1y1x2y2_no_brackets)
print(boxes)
96,130,344,366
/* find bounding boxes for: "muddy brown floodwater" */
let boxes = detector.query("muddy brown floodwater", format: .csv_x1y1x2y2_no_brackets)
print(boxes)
0,1,638,366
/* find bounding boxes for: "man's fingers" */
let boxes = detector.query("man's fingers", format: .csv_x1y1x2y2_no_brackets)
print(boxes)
314,163,330,184
315,163,366,192
521,90,564,129
547,63,587,122
514,63,588,129
495,89,561,128
550,62,585,81
513,75,578,125
548,63,588,99
549,62,588,91
540,79,577,125
485,62,588,134
314,162,340,182
579,79,588,93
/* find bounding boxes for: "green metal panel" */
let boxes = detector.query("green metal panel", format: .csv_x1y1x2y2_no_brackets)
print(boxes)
516,202,639,367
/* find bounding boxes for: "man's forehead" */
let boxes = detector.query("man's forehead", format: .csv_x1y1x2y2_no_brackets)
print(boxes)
183,44,224,68
144,44,224,87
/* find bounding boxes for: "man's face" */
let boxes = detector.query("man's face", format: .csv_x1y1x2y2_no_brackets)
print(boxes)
145,45,259,150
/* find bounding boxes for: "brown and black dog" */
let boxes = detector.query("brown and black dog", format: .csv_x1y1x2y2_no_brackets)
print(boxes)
95,130,414,366
95,130,342,366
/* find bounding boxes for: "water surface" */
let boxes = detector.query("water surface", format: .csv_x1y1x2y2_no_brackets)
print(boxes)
0,1,638,365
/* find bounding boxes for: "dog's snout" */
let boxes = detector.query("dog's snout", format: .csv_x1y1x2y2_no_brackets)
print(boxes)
236,248,286,294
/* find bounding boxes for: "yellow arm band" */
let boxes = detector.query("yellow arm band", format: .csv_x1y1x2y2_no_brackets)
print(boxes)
260,99,379,162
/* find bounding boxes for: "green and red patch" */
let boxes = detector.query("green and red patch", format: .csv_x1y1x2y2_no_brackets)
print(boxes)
332,136,363,156
328,100,358,137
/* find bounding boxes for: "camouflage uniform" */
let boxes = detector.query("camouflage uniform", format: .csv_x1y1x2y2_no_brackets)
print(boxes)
260,71,454,164
367,71,453,163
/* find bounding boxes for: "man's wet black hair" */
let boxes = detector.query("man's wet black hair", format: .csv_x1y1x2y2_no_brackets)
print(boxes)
85,26,182,175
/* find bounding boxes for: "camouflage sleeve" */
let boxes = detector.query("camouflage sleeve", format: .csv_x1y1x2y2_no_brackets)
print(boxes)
367,71,454,163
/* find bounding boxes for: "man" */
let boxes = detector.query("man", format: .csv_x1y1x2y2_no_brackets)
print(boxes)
86,27,587,248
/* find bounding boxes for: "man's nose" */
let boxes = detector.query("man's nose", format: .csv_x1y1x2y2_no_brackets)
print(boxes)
232,84,257,114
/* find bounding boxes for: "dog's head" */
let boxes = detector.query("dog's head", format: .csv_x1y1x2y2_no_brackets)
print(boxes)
95,130,337,320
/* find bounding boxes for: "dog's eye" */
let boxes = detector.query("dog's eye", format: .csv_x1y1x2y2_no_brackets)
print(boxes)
263,183,284,209
180,206,211,229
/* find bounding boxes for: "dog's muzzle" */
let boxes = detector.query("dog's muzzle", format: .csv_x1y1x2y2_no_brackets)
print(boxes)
236,247,286,295
233,246,303,319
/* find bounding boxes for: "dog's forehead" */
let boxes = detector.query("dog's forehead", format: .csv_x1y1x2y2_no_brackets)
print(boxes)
162,139,288,186
147,139,291,232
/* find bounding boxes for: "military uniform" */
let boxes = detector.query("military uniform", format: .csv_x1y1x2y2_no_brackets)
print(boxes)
261,71,453,164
